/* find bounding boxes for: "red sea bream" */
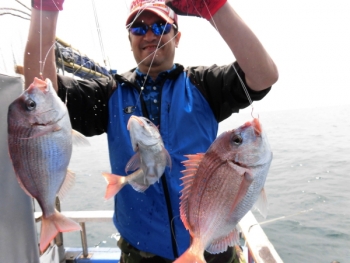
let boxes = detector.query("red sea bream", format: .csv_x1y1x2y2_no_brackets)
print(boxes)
7,77,89,252
175,118,273,263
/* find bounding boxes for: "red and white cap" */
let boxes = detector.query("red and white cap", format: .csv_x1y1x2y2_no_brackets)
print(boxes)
126,0,178,27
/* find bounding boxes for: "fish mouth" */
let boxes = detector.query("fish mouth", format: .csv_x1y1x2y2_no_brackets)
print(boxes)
138,140,158,147
230,158,249,169
27,77,49,93
243,118,262,136
31,122,48,127
127,116,144,130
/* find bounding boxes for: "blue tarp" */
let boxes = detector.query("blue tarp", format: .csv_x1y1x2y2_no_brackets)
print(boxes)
55,42,114,79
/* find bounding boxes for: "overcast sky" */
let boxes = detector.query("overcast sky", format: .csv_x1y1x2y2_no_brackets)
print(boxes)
1,0,350,112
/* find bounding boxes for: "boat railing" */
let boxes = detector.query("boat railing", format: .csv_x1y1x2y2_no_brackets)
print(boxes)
239,211,284,263
34,209,283,263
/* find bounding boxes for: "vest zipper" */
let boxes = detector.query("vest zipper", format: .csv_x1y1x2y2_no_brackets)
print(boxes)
137,84,178,259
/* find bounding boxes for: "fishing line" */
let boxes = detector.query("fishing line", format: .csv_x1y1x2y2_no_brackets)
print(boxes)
231,64,257,119
195,0,211,21
126,3,158,106
126,4,181,110
247,208,314,232
48,0,61,11
125,0,165,30
203,1,256,119
39,0,61,79
139,21,172,80
41,43,56,77
136,26,165,103
232,65,253,106
135,32,180,67
91,0,108,69
11,46,18,73
248,196,345,233
170,215,180,251
15,0,31,11
0,46,8,73
0,8,31,19
39,0,43,79
133,30,181,108
167,2,254,114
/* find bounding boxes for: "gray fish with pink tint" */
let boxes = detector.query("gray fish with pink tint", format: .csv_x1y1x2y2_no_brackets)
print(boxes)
7,77,89,252
102,115,171,199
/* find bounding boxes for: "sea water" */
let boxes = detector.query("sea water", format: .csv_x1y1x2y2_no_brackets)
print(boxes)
55,104,350,263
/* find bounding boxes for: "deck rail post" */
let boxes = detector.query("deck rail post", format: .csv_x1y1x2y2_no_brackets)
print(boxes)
80,222,89,258
54,197,64,247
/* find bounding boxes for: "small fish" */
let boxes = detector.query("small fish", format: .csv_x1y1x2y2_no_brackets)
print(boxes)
7,77,89,252
103,115,171,199
175,118,273,263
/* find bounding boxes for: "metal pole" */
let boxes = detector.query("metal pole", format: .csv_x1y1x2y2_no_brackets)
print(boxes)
80,222,89,258
54,196,64,246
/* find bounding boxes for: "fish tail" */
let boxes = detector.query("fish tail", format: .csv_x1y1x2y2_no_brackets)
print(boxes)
174,248,206,263
102,172,126,200
40,211,81,252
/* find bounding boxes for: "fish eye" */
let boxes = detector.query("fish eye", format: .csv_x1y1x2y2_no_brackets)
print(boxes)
25,99,36,111
232,134,243,145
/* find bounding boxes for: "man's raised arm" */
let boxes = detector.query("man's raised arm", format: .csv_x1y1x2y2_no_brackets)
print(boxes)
166,0,279,91
24,2,63,92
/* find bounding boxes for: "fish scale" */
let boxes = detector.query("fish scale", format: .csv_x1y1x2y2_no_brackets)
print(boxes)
36,135,68,213
192,163,242,238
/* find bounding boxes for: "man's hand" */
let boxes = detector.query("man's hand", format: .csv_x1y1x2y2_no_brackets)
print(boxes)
165,0,226,20
32,0,64,11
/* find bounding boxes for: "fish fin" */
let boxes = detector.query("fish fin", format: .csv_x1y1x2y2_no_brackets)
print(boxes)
174,240,206,263
163,147,172,169
125,153,141,173
71,129,90,147
57,169,75,201
179,153,205,230
206,228,239,254
102,172,127,200
173,250,205,263
40,210,81,252
228,163,254,214
182,153,205,169
128,180,149,192
14,173,35,198
253,187,268,218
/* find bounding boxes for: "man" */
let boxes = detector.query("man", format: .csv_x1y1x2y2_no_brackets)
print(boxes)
25,0,278,262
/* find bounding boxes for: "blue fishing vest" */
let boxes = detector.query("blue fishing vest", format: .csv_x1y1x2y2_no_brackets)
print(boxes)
107,69,218,260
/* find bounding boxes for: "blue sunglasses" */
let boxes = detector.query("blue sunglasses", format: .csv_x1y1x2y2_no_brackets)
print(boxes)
129,21,176,36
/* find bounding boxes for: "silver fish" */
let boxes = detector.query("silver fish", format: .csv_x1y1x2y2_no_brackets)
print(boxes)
174,118,273,263
102,115,171,199
7,77,89,252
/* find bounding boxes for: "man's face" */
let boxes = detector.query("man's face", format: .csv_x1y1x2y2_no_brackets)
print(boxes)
128,11,181,73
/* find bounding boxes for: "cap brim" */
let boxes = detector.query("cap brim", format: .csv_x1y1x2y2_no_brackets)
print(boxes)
126,8,174,27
